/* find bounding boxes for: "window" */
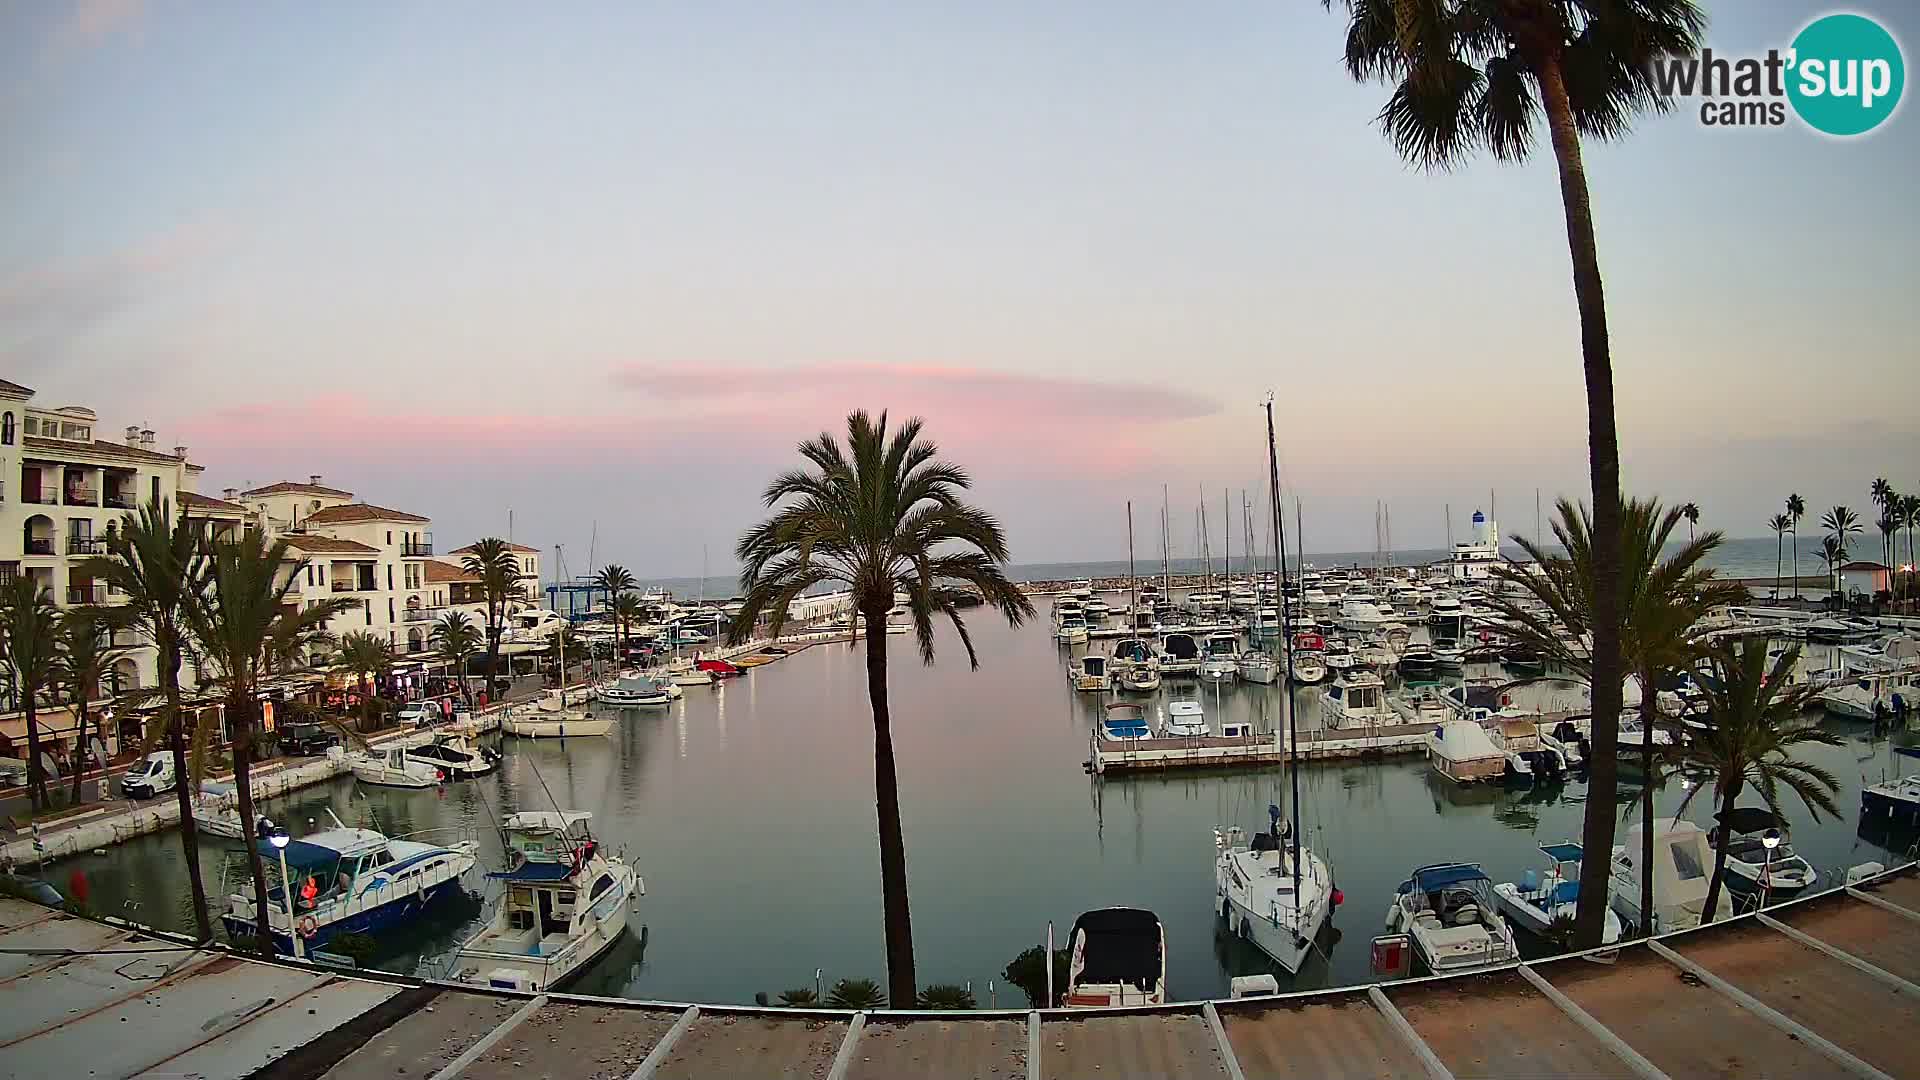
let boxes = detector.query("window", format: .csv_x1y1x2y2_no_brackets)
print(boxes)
1,412,13,445
151,476,159,504
21,416,33,436
590,874,617,901
387,565,393,590
370,849,394,868
1670,840,1707,881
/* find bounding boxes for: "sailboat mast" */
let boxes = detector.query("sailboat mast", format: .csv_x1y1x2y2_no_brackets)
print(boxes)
1161,484,1171,592
1126,502,1137,618
1264,395,1301,893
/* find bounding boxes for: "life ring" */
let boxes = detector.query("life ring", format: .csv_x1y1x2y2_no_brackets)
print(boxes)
297,915,319,939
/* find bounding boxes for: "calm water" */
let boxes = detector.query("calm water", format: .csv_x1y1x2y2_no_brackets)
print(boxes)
48,598,1917,1006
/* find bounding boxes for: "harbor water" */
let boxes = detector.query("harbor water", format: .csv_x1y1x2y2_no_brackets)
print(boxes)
46,606,1919,1006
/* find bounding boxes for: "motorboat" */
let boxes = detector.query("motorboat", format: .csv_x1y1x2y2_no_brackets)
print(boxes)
1431,640,1466,668
1609,818,1728,935
1319,669,1392,729
1493,844,1622,943
1200,633,1240,682
1249,607,1283,643
1336,597,1395,633
1084,598,1112,624
1214,807,1337,974
405,733,499,780
1384,863,1518,975
1817,671,1920,720
1119,659,1162,693
664,658,717,687
222,813,476,955
1237,650,1279,685
1862,746,1920,825
695,658,744,679
348,745,445,788
1321,638,1358,674
1162,699,1210,738
1538,718,1589,771
447,811,642,993
502,693,617,739
1708,808,1816,902
1397,644,1438,677
1068,579,1095,601
1055,611,1090,645
499,608,568,655
1425,721,1507,784
1069,653,1113,693
1480,711,1567,782
1099,702,1153,742
595,673,672,708
1388,685,1452,727
1063,908,1166,1007
191,781,247,841
1288,631,1328,685
1159,633,1201,677
1502,646,1547,677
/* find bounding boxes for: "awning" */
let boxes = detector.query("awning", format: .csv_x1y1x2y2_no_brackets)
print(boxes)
1402,864,1490,893
255,839,343,873
1539,843,1584,863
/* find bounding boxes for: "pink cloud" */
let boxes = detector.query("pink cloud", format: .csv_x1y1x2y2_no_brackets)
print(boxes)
54,0,144,49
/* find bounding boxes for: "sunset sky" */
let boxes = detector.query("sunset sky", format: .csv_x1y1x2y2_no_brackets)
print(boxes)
5,2,1915,574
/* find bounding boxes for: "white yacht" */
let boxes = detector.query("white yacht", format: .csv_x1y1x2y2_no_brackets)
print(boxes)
1068,653,1113,693
1120,659,1162,693
1336,596,1395,633
405,733,499,780
499,608,568,655
1084,597,1112,624
1249,606,1283,643
448,811,641,993
1159,633,1202,677
1068,579,1095,601
1236,650,1279,685
595,672,672,707
503,693,616,739
1609,818,1728,935
1162,699,1210,738
1319,669,1391,729
1425,720,1507,784
1199,632,1240,682
191,781,248,840
1063,908,1166,1008
1214,810,1335,975
1384,863,1518,975
1709,808,1816,902
1055,609,1090,644
1862,746,1920,824
1817,671,1920,720
348,745,445,788
1493,844,1622,943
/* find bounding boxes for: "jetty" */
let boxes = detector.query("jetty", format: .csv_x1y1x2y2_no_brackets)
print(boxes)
1,862,1914,1079
1086,717,1581,775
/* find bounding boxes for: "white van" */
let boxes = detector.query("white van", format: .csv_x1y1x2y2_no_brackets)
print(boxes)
121,751,178,799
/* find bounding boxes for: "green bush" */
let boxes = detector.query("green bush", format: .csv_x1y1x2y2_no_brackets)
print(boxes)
825,977,886,1009
776,987,819,1007
917,984,976,1010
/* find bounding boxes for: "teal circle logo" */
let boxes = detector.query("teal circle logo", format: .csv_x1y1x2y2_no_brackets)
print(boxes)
1787,13,1904,136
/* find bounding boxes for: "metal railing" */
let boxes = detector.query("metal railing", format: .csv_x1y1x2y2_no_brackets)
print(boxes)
20,491,57,505
24,538,54,556
403,606,447,623
67,537,106,555
402,538,434,556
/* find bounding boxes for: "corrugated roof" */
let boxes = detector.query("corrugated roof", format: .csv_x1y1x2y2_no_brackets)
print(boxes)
282,535,380,555
240,480,357,498
451,541,540,554
301,502,430,525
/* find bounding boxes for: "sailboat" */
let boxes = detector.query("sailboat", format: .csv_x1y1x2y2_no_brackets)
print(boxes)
1214,396,1340,975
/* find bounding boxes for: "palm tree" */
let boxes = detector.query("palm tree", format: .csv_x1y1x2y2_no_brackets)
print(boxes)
79,498,215,941
1902,494,1920,598
1870,476,1893,517
594,564,635,605
609,592,644,662
1323,0,1704,947
1683,639,1840,922
1786,493,1806,599
430,611,482,706
1490,496,1739,939
1877,511,1900,596
52,608,129,808
334,631,393,731
1680,502,1700,543
1820,536,1845,603
0,579,60,810
1767,513,1791,601
461,539,523,697
730,411,1033,1004
1821,506,1861,601
185,531,354,951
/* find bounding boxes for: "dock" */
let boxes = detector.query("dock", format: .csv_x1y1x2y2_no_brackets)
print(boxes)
1088,722,1471,774
1,863,1915,1079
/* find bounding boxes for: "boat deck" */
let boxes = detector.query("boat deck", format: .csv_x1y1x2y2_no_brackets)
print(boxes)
3,862,1918,1079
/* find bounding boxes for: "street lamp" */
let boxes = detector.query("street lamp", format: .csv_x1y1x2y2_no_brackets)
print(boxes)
1759,828,1782,911
269,828,304,960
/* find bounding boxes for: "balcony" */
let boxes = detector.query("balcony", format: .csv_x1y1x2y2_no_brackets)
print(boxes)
24,538,55,556
104,492,137,510
67,537,106,556
332,580,377,594
21,491,57,506
64,487,98,507
67,585,104,605
403,605,447,623
402,538,434,557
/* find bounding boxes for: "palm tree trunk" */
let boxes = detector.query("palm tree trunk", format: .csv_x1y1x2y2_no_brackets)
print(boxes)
22,693,45,811
227,689,274,953
69,697,89,807
1538,54,1625,952
1791,529,1799,599
163,632,214,942
1638,678,1657,937
1700,778,1740,927
861,601,916,1007
1774,532,1782,601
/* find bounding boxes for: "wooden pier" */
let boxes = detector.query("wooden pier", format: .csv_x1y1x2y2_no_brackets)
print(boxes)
1088,722,1449,775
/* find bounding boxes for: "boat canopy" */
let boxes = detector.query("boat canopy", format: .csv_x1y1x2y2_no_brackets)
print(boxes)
1539,843,1585,863
489,860,575,882
255,838,345,873
1715,807,1784,835
1399,863,1491,893
1102,718,1150,739
1069,908,1162,994
505,810,592,833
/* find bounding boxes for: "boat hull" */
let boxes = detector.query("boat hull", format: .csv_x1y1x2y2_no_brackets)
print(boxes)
503,717,617,738
1862,788,1920,824
223,876,467,955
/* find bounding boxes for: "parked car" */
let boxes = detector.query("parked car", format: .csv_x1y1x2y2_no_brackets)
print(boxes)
277,723,340,757
121,751,178,799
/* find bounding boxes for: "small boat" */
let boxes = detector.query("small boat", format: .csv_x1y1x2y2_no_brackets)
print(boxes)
1321,638,1357,674
664,659,716,687
595,673,672,708
1609,818,1729,935
1319,669,1392,730
1288,631,1328,685
1069,653,1113,693
1388,685,1452,727
1249,606,1283,643
695,658,744,679
1099,702,1152,742
1480,711,1567,783
1063,907,1166,1007
1200,632,1240,682
1056,611,1090,644
405,733,499,780
1159,633,1202,677
448,811,642,993
1236,650,1279,684
1862,746,1920,824
191,781,247,840
349,745,445,788
503,694,616,739
223,813,477,955
1084,598,1112,624
1397,644,1437,676
1431,640,1466,668
1708,808,1817,902
1502,646,1547,677
1817,671,1920,720
1425,720,1506,784
1119,660,1162,693
1493,844,1622,943
1162,699,1210,738
1384,863,1518,976
1214,807,1338,974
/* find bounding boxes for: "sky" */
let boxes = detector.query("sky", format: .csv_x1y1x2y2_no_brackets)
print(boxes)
4,1,1916,577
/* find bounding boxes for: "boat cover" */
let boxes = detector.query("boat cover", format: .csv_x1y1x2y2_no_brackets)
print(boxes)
1715,807,1784,835
255,839,343,872
1539,843,1585,863
1071,909,1162,993
1399,864,1490,893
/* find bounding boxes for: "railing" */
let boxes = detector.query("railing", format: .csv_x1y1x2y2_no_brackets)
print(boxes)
20,491,57,505
402,538,434,556
67,585,104,605
23,539,54,556
331,582,356,593
403,606,447,623
103,492,136,509
67,537,106,555
332,581,376,594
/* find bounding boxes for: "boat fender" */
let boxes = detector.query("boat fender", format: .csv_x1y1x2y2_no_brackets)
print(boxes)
297,914,319,939
1331,888,1344,907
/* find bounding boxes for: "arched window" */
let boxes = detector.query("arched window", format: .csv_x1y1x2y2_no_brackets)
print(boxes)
1,412,13,445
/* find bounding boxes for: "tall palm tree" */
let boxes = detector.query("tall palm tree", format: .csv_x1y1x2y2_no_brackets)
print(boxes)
185,531,354,951
609,592,644,662
1490,496,1739,938
461,539,523,697
730,411,1033,1004
79,499,215,941
0,579,60,810
1870,476,1893,518
1821,506,1861,600
1767,513,1791,601
1876,511,1900,595
1820,536,1845,603
1786,493,1806,599
430,611,482,707
52,608,129,808
334,631,393,731
594,564,635,605
1680,502,1700,544
1902,493,1920,598
1683,639,1840,922
1323,0,1704,948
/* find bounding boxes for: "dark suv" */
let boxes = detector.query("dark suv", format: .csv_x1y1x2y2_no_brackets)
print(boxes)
277,723,340,757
